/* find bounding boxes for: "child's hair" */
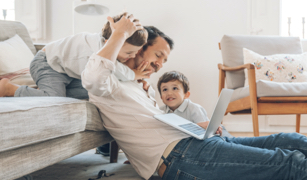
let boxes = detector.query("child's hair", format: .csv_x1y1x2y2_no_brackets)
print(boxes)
157,71,190,95
102,12,148,46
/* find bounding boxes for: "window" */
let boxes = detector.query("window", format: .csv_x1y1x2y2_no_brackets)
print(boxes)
0,0,46,41
0,0,15,20
281,0,307,38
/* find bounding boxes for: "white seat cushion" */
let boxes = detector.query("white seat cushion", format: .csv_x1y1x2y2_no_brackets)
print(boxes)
231,80,307,102
0,97,105,153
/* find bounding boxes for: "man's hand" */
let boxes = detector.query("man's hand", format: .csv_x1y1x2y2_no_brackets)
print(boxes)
197,121,223,136
133,61,152,80
107,13,143,40
216,126,223,136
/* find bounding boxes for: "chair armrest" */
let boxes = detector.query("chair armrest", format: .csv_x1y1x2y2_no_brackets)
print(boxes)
34,43,46,52
217,63,257,99
218,63,255,71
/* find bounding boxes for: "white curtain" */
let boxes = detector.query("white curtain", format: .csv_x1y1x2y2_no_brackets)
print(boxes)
15,0,46,40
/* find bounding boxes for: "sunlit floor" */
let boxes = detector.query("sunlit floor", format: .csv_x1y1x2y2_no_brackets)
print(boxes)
27,131,307,180
30,149,161,180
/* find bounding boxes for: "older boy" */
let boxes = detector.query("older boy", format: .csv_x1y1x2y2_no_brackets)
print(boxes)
0,12,147,98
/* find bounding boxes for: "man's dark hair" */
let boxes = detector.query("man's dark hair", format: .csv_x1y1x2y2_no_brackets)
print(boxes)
102,12,148,46
143,26,174,51
157,71,189,95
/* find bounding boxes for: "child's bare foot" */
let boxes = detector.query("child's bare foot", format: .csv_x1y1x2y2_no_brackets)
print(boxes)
0,78,9,97
0,78,19,97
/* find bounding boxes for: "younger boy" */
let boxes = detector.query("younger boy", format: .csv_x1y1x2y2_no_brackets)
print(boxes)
157,71,223,134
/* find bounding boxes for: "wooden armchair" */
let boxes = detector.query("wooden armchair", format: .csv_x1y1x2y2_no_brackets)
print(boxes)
218,35,307,137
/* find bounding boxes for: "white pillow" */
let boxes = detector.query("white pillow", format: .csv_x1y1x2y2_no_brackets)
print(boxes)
0,34,36,87
243,48,307,86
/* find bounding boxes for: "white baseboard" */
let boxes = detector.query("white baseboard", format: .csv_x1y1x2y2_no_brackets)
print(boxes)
222,114,307,133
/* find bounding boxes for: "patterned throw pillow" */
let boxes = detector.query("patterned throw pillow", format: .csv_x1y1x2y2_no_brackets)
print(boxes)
243,48,307,86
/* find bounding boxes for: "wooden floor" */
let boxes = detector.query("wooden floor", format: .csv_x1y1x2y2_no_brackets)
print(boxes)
231,132,307,137
29,131,306,180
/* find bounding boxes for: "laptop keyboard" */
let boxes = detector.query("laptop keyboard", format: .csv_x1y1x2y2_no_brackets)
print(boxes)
179,123,206,136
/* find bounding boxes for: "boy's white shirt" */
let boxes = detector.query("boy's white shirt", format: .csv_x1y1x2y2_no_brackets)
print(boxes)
44,32,135,81
160,99,210,123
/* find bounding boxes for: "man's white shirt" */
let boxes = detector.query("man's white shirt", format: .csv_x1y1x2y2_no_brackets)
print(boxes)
81,54,189,180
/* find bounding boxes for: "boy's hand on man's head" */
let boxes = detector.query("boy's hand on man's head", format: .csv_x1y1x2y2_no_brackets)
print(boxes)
107,13,143,40
133,61,152,80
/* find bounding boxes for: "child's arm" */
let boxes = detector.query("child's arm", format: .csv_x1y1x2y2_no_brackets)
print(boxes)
114,61,135,81
114,61,152,82
132,61,151,80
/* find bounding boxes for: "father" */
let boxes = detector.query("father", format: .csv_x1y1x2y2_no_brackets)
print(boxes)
82,16,307,180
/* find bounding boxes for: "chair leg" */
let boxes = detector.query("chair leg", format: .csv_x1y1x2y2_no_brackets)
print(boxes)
247,67,259,137
251,109,259,137
296,114,301,133
110,141,119,163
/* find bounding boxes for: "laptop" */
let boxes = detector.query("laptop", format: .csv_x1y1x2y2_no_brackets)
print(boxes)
154,89,233,140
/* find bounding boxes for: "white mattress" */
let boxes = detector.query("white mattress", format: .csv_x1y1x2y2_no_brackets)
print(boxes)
0,97,105,153
0,131,113,180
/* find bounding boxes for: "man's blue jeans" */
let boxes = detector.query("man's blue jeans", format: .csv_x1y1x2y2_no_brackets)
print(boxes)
162,133,307,180
15,51,88,99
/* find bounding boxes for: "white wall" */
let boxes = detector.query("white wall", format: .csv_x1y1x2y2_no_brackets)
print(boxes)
44,0,297,133
46,0,250,106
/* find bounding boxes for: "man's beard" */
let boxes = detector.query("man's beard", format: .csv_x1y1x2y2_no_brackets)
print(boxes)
136,50,158,73
150,62,158,72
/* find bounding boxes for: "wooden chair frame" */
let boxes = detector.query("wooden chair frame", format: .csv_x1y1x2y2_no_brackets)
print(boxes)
218,63,307,136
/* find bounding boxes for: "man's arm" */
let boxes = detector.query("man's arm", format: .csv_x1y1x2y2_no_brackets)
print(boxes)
115,60,151,82
82,53,118,97
114,61,135,81
81,14,142,96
